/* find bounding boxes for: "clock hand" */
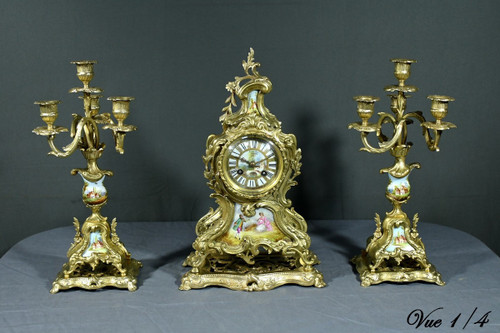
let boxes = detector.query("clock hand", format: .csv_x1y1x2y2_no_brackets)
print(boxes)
252,156,269,165
240,156,260,167
239,157,251,165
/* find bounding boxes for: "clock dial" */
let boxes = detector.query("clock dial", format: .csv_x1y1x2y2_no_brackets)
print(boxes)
225,136,280,190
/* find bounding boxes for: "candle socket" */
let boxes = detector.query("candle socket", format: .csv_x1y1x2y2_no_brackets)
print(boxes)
348,96,379,132
103,97,137,154
33,100,68,136
392,58,415,86
355,96,378,126
71,60,96,88
89,95,102,117
33,60,140,293
110,97,134,127
428,95,455,124
37,100,60,129
348,58,455,287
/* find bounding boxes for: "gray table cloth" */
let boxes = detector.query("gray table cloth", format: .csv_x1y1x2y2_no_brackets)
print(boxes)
1,220,499,332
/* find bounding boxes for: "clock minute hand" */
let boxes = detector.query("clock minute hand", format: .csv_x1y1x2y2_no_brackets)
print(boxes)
252,156,269,165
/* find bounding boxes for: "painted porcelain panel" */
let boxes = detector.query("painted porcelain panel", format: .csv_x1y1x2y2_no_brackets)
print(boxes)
81,175,108,205
219,203,284,246
248,90,258,111
82,231,108,257
385,226,414,252
387,174,410,200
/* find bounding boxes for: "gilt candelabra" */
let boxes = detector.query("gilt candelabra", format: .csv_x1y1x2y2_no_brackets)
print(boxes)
348,58,455,287
33,60,141,293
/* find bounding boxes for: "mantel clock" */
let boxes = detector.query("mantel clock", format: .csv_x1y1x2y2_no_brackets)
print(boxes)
180,49,325,291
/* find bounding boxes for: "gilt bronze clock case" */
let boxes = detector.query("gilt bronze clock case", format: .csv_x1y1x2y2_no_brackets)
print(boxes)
180,49,325,291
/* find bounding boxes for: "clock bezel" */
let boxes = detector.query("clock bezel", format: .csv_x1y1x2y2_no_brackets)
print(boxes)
221,134,284,198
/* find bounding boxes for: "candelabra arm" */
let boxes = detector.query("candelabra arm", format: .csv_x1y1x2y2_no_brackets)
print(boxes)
93,113,113,126
47,116,100,158
375,112,396,143
377,112,396,125
114,132,126,154
360,132,389,153
405,111,440,151
360,118,404,153
405,111,426,126
431,131,443,151
47,136,75,157
101,125,136,154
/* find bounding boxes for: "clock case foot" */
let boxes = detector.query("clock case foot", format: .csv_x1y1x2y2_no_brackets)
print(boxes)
181,252,325,291
180,269,325,291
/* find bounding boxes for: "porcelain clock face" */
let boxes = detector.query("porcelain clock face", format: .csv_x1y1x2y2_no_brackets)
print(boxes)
224,136,281,192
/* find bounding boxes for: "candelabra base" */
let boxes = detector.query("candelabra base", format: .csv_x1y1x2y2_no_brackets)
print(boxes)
50,258,142,293
351,253,444,287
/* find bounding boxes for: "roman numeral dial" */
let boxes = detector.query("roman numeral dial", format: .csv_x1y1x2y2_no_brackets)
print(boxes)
225,136,281,191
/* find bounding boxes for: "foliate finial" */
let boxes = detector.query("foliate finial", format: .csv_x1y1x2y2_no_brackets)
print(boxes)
242,47,260,76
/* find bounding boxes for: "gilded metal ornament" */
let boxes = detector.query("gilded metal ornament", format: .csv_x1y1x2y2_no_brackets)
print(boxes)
181,49,325,291
348,58,455,287
33,61,141,293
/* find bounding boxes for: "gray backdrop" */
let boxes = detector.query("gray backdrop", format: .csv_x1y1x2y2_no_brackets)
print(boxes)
1,0,498,257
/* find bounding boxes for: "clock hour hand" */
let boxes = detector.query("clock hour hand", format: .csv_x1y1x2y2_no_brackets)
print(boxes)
239,156,260,168
239,156,251,165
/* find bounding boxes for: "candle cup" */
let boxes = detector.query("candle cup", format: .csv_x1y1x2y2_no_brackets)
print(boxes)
78,94,101,117
89,95,102,117
391,59,416,86
388,94,398,114
354,96,379,126
35,100,61,130
108,96,134,127
428,95,455,124
71,61,97,88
